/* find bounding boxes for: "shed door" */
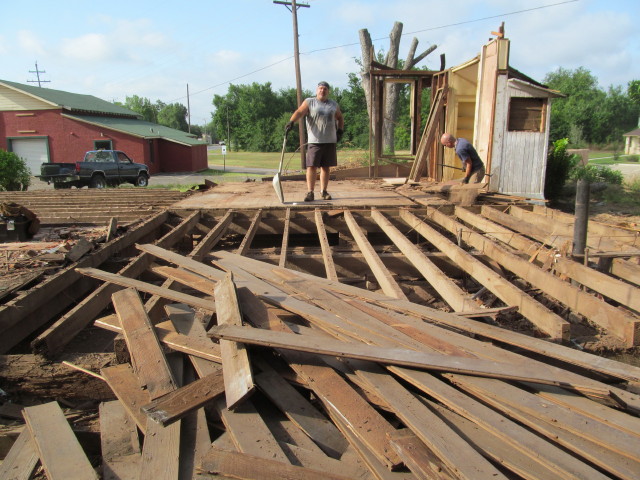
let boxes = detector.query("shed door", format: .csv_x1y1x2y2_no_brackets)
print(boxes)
10,138,49,175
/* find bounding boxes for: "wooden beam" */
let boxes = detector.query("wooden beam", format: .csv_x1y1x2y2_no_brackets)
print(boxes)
343,210,408,300
456,206,640,314
0,428,39,480
23,402,99,480
214,272,255,409
209,324,602,390
237,209,262,255
371,208,474,311
77,267,215,311
189,210,234,261
99,400,141,480
314,209,338,281
141,369,225,425
30,210,189,357
279,207,292,268
401,209,569,341
428,206,640,345
112,288,177,399
198,446,353,480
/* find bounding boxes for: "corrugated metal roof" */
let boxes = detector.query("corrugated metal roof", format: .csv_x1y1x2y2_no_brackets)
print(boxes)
63,114,206,146
0,79,139,117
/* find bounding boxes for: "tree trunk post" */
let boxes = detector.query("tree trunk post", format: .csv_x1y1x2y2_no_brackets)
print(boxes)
573,178,590,257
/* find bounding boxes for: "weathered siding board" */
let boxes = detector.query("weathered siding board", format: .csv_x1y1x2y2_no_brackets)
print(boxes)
0,84,56,110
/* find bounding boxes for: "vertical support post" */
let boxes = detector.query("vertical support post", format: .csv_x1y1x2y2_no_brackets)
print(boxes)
573,178,590,258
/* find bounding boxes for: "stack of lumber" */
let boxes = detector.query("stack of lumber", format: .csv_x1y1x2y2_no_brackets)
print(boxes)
4,244,640,479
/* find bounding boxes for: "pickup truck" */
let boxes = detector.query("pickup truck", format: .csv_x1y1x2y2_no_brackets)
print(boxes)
38,150,150,189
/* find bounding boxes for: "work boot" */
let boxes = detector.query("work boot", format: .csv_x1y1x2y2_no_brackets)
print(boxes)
321,190,332,200
304,191,314,202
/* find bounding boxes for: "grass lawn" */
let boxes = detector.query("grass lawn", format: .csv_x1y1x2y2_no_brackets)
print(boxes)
207,148,372,170
588,150,640,165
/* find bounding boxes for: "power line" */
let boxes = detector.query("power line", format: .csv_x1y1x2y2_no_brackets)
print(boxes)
170,0,579,104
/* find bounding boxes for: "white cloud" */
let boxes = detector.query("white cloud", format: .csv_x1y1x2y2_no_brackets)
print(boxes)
60,34,115,62
18,30,47,56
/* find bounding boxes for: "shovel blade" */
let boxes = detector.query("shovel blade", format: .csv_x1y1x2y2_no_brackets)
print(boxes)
272,173,284,203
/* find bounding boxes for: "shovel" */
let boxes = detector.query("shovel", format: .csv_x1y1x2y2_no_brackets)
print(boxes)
273,131,288,203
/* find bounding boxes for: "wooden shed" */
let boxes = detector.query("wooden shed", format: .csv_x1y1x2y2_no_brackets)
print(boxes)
624,128,640,155
373,30,562,200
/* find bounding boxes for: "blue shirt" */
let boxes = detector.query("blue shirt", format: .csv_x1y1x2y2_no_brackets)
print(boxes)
455,138,484,172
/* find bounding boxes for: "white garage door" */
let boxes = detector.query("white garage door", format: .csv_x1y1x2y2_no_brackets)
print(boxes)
10,138,49,176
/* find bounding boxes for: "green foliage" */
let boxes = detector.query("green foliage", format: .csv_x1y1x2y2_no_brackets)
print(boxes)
569,164,623,184
545,68,640,145
122,95,158,123
157,103,189,131
0,149,31,191
627,155,639,163
544,138,577,199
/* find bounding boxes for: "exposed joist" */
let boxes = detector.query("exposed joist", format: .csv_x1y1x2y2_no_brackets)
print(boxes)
314,209,338,281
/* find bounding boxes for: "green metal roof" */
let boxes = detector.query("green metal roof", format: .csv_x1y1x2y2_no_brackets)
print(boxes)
0,79,139,117
64,114,206,146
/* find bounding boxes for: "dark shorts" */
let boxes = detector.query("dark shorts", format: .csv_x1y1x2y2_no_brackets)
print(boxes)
306,143,337,168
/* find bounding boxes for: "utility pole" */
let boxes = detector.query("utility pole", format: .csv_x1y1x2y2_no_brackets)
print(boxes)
27,61,50,87
186,83,191,133
274,0,309,169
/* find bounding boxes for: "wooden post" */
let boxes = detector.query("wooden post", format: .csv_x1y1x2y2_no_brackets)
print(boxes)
573,178,590,257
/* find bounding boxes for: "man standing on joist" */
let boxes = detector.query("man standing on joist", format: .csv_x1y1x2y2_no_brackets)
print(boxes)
286,81,344,202
440,133,485,184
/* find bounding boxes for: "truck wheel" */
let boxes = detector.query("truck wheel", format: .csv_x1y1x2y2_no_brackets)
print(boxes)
89,175,106,189
135,173,149,187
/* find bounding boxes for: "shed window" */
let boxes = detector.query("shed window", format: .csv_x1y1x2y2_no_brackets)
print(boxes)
508,97,545,132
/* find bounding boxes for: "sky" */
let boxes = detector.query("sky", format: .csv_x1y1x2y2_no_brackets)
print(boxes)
2,0,639,125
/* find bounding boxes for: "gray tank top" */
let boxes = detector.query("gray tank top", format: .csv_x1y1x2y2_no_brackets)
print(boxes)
305,97,339,144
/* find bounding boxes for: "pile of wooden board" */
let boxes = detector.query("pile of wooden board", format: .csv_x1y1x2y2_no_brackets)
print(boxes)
4,243,639,479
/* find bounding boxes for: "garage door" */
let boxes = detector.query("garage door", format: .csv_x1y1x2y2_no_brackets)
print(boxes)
10,138,49,175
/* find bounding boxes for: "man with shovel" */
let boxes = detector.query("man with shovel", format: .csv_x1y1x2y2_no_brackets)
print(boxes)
286,81,344,202
440,133,485,184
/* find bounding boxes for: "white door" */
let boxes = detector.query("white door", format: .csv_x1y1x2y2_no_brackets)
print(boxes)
10,138,49,175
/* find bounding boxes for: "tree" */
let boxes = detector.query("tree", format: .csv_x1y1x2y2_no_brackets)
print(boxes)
157,103,189,132
0,149,31,191
359,21,436,153
123,95,158,123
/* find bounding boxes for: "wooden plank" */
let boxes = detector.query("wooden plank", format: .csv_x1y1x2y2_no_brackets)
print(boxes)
449,375,640,460
23,401,99,480
165,304,222,376
315,209,339,281
388,429,456,480
209,250,640,404
349,361,506,480
427,206,640,345
137,243,227,283
237,209,262,255
236,286,403,469
198,446,354,480
179,404,211,480
277,442,373,480
393,369,610,480
255,368,348,458
409,86,446,181
112,288,177,399
77,267,215,311
96,314,222,363
209,324,604,391
99,400,141,480
371,208,475,311
31,212,174,356
141,369,225,425
217,397,289,462
450,375,640,480
214,272,255,409
455,206,640,314
189,209,234,261
150,265,216,295
0,428,39,480
343,210,408,300
139,354,183,480
400,209,570,341
101,363,151,433
279,207,291,268
427,400,562,480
